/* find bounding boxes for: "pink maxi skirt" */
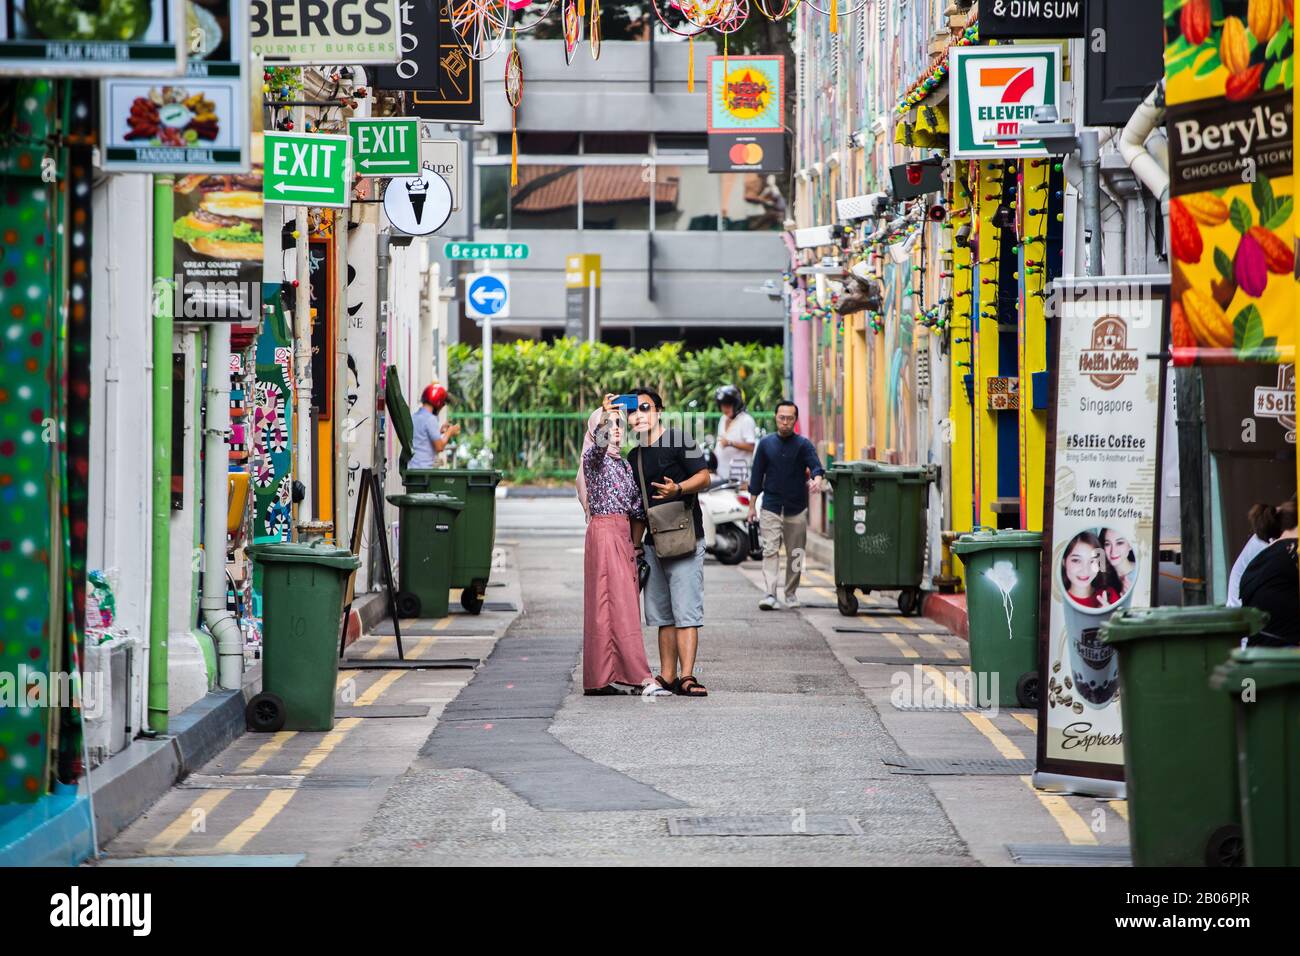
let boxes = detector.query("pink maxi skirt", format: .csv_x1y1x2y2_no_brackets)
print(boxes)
583,514,653,690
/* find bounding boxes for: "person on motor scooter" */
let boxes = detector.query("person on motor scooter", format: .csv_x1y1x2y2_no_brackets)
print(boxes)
411,383,460,468
714,384,757,483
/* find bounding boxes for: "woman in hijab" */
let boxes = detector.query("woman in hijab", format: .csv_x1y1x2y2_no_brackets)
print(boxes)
581,395,672,697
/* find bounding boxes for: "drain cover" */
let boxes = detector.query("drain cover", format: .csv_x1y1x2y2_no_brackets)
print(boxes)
335,705,429,719
667,815,864,837
855,655,970,667
883,757,1034,775
452,601,517,613
1007,844,1132,866
837,625,953,636
180,774,378,790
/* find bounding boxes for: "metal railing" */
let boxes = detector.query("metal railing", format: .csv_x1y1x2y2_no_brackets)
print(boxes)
447,410,773,481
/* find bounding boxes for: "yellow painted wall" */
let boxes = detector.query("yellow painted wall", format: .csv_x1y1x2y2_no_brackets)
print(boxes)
852,320,869,459
973,161,1004,530
1018,159,1052,531
948,164,975,539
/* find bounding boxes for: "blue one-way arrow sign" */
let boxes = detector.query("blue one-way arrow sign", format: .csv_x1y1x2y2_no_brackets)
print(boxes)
465,273,510,319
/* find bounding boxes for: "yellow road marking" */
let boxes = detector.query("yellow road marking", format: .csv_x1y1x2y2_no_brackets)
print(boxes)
921,664,969,705
814,585,837,601
213,789,297,854
809,568,835,583
1110,800,1129,822
883,632,920,659
147,789,232,853
237,731,297,773
896,616,921,631
1020,776,1099,845
962,712,1026,760
364,634,394,659
356,670,405,707
1011,712,1038,733
918,634,961,659
291,717,362,775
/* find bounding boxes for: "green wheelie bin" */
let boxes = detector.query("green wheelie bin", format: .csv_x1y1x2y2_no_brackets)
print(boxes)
386,368,502,613
387,492,463,618
1101,606,1266,867
1210,646,1300,866
245,540,360,732
827,461,937,616
951,530,1042,708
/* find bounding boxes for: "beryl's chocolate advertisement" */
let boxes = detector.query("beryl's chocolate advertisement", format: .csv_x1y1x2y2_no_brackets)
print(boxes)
171,130,264,322
1164,0,1295,361
1039,279,1168,782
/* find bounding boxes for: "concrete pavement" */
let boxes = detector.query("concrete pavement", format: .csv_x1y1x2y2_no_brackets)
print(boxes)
98,497,1131,866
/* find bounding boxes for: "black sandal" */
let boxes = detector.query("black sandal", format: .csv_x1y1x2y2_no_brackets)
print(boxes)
676,675,708,697
655,675,676,693
584,685,623,696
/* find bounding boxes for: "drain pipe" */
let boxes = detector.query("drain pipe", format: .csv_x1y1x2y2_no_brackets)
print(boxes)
201,321,243,689
148,176,174,733
1119,80,1170,209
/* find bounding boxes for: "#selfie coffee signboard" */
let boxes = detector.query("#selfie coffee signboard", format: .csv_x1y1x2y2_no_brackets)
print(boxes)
1036,277,1169,791
0,0,186,76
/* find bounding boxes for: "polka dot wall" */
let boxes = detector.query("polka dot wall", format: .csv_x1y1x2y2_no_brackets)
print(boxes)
0,80,58,804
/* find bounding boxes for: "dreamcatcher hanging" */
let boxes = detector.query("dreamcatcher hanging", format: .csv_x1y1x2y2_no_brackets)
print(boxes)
505,43,525,185
563,0,581,65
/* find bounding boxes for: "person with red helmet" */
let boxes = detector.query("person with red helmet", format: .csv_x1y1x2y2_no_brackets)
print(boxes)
411,383,460,468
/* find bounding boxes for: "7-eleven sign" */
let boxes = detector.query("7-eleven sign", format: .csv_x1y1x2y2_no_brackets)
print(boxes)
949,46,1061,159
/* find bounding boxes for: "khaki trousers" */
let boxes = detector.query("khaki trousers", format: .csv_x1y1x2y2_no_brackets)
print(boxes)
759,508,808,602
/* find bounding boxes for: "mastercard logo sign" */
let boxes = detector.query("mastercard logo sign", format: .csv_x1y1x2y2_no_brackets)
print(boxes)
728,142,764,165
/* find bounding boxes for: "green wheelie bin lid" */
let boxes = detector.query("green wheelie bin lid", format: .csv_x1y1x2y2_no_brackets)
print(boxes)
1211,646,1300,692
828,460,936,483
952,529,1042,555
1101,606,1267,646
386,365,416,475
386,492,465,511
246,540,361,572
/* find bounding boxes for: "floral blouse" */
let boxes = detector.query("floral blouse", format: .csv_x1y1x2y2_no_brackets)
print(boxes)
584,434,646,519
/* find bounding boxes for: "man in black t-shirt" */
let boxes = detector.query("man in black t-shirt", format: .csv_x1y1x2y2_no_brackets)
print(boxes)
628,387,712,697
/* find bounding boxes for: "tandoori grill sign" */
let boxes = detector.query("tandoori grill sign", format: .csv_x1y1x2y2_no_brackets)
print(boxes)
251,0,400,64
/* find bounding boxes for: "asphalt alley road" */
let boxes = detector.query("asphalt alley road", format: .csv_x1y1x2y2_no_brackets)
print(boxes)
100,497,1131,866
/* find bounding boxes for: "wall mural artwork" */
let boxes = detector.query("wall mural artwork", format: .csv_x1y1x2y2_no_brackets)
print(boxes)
0,80,58,804
252,301,295,543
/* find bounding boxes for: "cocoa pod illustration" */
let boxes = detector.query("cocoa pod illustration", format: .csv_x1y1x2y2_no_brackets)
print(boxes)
1235,230,1269,296
1169,198,1204,264
1247,225,1295,274
1181,0,1212,45
1220,16,1252,75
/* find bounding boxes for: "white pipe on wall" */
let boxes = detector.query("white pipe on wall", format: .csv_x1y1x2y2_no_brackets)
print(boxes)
200,322,243,690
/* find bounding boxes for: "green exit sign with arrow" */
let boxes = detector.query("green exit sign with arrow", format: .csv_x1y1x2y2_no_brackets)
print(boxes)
349,118,421,177
264,132,352,208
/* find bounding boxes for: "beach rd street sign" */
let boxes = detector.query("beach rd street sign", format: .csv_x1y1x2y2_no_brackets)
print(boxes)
465,273,510,319
444,242,529,261
264,132,352,208
350,118,420,177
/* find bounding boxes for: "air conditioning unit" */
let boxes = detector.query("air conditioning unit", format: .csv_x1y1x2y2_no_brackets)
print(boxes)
83,637,136,768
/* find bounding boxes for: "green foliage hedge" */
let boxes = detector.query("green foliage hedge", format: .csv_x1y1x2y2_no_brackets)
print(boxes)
447,339,786,414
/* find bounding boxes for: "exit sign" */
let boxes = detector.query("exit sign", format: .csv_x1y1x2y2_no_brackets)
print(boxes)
264,132,352,208
349,118,420,177
444,242,530,260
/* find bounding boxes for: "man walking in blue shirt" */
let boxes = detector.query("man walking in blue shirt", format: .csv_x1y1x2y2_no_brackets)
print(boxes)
747,400,826,610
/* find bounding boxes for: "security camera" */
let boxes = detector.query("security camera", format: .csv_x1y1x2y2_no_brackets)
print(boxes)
836,191,888,222
954,223,972,247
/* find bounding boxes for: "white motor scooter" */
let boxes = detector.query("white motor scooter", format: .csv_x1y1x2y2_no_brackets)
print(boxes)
700,474,752,565
698,435,757,565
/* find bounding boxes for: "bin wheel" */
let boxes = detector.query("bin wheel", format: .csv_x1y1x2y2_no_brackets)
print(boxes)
460,586,485,615
898,588,921,616
1015,672,1041,708
1205,824,1245,868
396,591,422,618
837,586,859,616
245,692,286,733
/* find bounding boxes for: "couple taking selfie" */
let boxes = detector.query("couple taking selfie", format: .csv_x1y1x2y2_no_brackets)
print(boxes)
576,389,711,699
